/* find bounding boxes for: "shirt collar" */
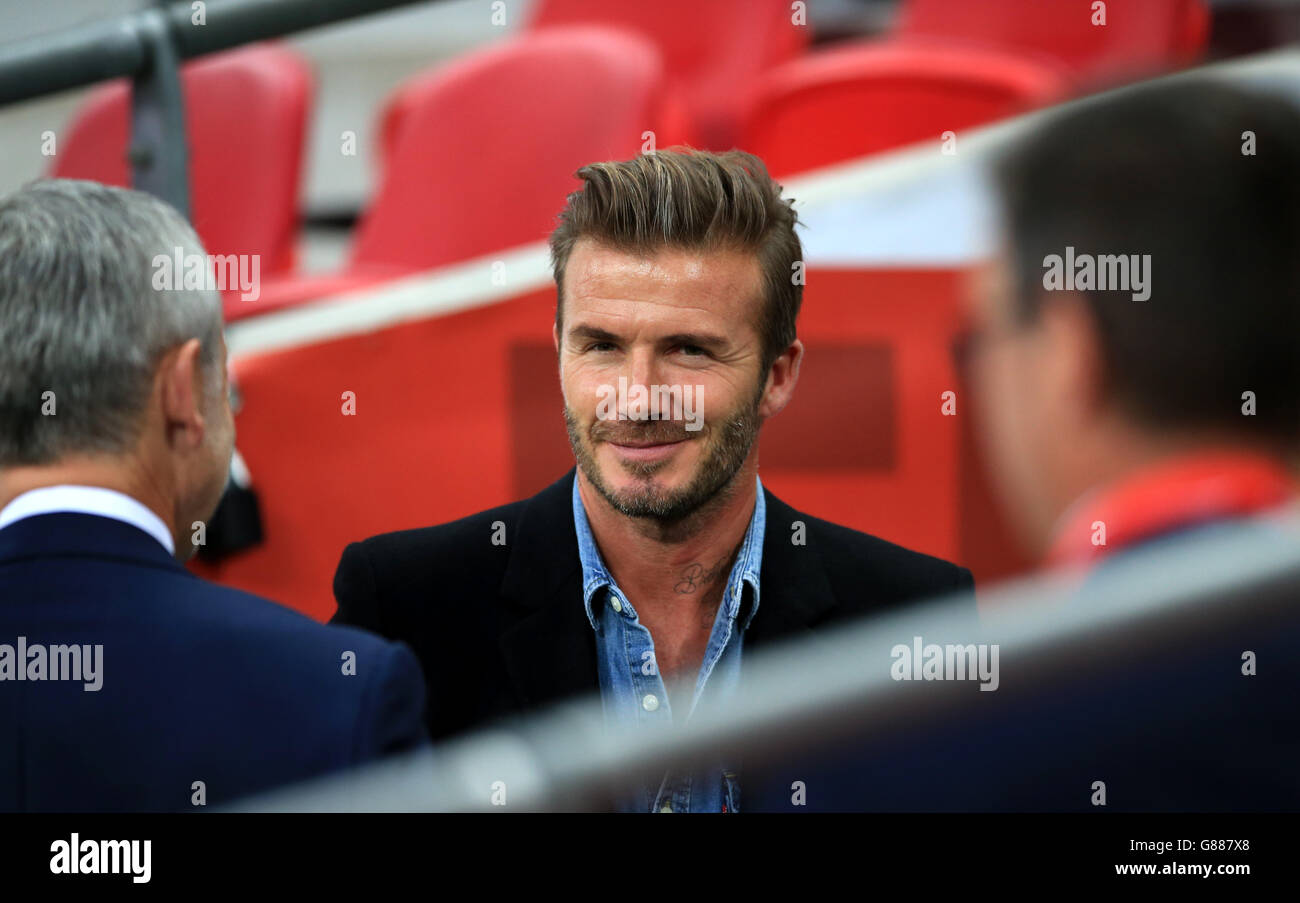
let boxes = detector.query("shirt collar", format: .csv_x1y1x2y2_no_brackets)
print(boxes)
1045,450,1295,569
572,475,765,632
0,485,176,556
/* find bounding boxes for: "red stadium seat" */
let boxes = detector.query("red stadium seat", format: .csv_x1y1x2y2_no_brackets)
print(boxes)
354,26,686,273
740,41,1067,177
526,0,809,149
897,0,1209,86
244,27,690,323
50,44,312,280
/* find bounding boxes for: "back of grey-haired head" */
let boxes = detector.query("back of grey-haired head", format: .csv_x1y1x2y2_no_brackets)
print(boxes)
0,179,223,466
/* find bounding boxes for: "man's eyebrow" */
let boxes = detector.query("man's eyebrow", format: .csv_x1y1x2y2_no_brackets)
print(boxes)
566,325,731,350
568,324,621,343
660,332,729,351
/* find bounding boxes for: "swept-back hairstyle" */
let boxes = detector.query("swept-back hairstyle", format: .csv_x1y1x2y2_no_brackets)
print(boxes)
549,148,803,373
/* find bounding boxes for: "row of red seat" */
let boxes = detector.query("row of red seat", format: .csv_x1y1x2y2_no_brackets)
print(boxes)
50,0,1207,323
49,1,1210,614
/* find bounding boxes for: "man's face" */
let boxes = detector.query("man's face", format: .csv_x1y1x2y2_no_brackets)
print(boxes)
556,239,771,522
964,247,1060,550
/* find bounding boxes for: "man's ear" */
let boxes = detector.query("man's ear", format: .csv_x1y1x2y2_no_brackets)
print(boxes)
553,321,561,353
758,339,804,419
158,338,208,451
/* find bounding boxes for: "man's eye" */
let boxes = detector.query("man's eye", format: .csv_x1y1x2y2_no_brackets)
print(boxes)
588,342,616,353
679,344,706,356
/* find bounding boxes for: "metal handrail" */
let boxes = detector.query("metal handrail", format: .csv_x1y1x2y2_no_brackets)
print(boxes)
0,0,433,106
233,512,1300,812
0,0,435,212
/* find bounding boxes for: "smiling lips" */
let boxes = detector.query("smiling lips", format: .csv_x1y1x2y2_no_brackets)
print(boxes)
607,438,687,463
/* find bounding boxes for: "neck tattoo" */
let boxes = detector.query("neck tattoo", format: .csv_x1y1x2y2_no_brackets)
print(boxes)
673,554,733,595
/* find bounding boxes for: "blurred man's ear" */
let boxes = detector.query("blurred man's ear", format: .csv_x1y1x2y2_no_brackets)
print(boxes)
158,338,208,452
553,321,561,353
758,339,804,419
1039,294,1106,425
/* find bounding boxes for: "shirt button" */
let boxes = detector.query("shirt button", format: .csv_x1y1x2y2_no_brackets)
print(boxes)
642,694,659,712
610,596,622,614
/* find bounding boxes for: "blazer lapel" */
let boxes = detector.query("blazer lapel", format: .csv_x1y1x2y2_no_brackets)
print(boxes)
736,489,840,806
747,489,839,649
497,470,600,709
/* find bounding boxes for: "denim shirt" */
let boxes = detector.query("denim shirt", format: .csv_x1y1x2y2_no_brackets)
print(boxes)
574,475,765,813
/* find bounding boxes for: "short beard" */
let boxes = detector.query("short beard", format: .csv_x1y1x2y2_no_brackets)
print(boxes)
565,383,763,525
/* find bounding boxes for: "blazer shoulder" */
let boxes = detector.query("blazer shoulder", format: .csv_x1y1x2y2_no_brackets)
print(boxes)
769,493,974,599
179,580,431,768
187,578,416,660
332,493,541,638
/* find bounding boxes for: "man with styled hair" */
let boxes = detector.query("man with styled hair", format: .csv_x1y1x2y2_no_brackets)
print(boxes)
0,180,428,812
333,149,974,812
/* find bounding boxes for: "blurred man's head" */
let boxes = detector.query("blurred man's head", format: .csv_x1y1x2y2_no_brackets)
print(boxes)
972,79,1300,553
0,179,234,558
550,149,804,524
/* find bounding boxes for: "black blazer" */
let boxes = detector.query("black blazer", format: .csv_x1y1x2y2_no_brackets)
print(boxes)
333,469,975,743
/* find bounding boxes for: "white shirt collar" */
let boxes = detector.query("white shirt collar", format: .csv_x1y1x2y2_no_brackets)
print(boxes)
0,485,176,555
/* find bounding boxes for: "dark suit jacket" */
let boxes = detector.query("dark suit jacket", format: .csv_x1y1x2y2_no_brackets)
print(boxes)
332,469,975,745
745,518,1300,812
0,512,428,812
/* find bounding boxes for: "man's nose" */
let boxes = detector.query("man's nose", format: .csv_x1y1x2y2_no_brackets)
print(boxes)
624,346,661,390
